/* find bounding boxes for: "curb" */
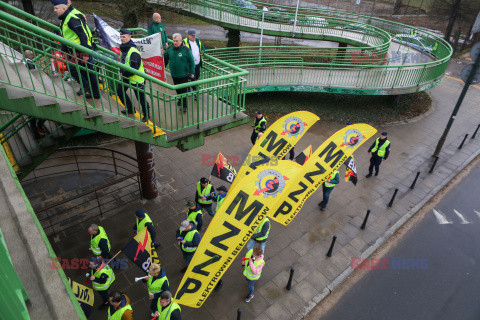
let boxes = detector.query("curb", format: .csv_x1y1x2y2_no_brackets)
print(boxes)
296,146,480,320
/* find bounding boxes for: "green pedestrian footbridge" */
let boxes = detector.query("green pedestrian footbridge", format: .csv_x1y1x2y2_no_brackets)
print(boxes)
0,1,453,318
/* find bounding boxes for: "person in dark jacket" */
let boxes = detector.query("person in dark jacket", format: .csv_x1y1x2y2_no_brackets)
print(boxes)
52,0,100,99
185,200,203,232
88,224,112,260
318,170,340,211
251,111,267,144
89,256,115,309
164,33,195,112
108,292,133,320
148,13,168,51
195,177,215,217
147,263,169,316
133,209,159,248
246,217,270,253
366,131,391,178
176,220,201,272
117,29,150,122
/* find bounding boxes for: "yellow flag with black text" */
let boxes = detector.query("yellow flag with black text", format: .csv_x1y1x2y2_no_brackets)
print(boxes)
68,278,94,307
174,160,304,308
230,111,320,190
270,124,376,226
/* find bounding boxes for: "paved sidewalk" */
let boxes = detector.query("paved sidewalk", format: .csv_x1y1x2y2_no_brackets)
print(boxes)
47,74,480,320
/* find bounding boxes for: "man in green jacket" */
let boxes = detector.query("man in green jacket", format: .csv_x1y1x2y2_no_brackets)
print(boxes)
164,33,195,113
147,12,168,52
183,29,205,91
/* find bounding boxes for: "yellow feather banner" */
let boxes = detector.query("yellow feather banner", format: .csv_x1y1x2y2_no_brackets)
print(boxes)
270,123,377,226
230,111,320,191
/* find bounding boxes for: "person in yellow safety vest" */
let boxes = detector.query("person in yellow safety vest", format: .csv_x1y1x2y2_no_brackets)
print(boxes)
318,169,339,211
195,177,216,217
214,186,228,211
52,0,100,99
366,131,391,178
88,224,112,260
183,29,205,92
176,220,201,272
89,256,115,309
255,131,264,144
154,291,181,320
251,111,267,144
246,217,270,253
117,29,150,122
108,291,133,320
185,200,203,232
133,209,160,248
147,263,170,317
242,246,265,303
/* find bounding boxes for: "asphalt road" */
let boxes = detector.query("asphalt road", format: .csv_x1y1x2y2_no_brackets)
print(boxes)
321,163,480,320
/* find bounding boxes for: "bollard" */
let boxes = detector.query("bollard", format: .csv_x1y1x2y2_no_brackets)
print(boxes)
237,308,242,320
360,209,371,230
286,267,295,290
410,171,421,189
472,124,480,139
458,134,468,149
387,188,399,207
428,156,439,174
326,235,337,257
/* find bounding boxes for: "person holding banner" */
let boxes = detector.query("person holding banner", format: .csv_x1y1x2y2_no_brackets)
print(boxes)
147,263,170,316
117,29,150,122
186,200,203,232
242,246,265,303
108,291,133,320
155,291,181,320
318,170,340,211
176,220,201,271
89,256,115,309
133,209,159,248
148,13,168,51
53,0,100,99
251,111,267,144
183,29,205,91
164,33,195,113
195,177,216,217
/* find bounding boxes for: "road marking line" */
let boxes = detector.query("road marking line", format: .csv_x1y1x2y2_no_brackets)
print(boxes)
445,75,480,91
432,209,452,224
453,209,471,224
474,210,480,220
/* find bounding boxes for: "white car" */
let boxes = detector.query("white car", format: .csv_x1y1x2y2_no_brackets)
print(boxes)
291,16,329,27
393,34,433,54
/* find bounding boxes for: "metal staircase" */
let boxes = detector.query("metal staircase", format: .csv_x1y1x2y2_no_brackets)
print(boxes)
0,2,249,150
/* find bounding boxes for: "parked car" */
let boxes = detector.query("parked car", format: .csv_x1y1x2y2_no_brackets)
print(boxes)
263,7,290,23
291,16,328,27
233,0,258,19
393,34,433,54
233,0,257,9
342,23,376,33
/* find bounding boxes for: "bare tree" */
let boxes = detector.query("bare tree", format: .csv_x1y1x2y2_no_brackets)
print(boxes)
431,0,480,42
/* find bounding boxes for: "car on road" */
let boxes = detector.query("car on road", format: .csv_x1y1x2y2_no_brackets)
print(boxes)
291,16,328,27
233,0,258,19
342,23,376,33
263,7,291,23
233,0,256,9
393,34,433,54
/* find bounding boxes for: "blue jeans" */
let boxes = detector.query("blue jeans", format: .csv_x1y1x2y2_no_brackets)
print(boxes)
246,278,256,296
200,204,215,217
246,239,266,253
320,185,334,208
183,252,194,265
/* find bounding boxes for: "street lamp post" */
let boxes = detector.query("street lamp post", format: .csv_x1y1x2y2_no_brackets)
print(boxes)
292,0,300,37
259,6,268,63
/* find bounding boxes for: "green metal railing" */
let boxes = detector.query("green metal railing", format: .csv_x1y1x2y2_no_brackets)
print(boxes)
154,0,451,94
0,2,248,135
0,227,29,320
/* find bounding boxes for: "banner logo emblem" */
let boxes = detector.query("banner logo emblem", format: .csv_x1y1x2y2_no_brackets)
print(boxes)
281,117,307,137
341,129,364,149
254,169,288,198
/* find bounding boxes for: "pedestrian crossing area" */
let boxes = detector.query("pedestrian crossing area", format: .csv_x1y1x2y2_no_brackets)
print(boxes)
432,209,480,224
